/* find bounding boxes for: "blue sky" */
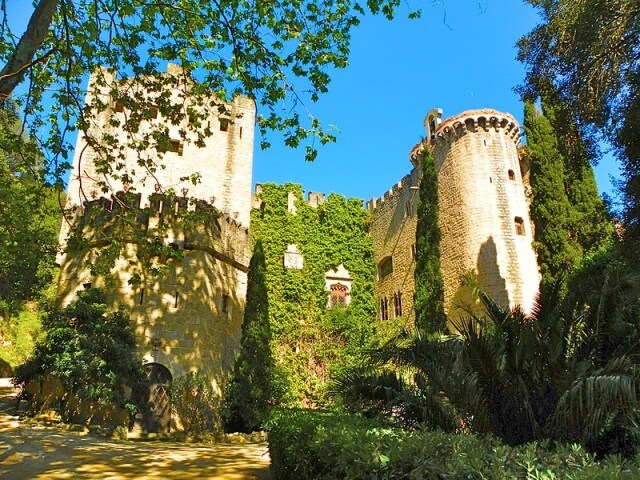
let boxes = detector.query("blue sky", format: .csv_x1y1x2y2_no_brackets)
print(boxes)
7,1,621,202
253,1,621,202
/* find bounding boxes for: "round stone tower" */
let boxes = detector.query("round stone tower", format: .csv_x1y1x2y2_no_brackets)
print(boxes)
425,109,539,318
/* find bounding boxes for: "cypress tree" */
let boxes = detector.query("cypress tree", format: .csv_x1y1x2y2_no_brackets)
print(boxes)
540,90,614,255
523,100,579,289
414,149,446,333
222,240,273,433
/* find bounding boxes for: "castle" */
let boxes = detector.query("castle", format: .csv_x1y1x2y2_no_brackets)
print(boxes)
57,65,539,431
369,109,539,325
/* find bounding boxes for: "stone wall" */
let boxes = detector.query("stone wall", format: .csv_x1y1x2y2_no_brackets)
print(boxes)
57,200,251,394
431,109,539,318
367,169,420,324
63,65,255,229
58,64,256,393
369,109,540,326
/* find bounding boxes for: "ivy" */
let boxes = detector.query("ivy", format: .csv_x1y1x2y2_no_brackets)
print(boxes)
251,184,376,405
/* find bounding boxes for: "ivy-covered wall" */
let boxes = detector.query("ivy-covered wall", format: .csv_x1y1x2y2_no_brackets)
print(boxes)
251,183,377,406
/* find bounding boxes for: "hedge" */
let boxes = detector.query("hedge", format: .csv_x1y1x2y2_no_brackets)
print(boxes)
267,409,640,479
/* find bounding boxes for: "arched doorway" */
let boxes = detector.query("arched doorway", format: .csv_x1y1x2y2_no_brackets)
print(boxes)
130,363,172,433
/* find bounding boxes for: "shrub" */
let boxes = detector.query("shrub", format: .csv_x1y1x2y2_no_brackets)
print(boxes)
14,288,141,425
171,372,221,435
267,409,640,480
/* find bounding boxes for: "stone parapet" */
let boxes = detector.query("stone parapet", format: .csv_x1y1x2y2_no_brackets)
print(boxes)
432,109,522,148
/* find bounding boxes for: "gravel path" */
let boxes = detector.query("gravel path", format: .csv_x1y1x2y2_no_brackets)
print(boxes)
0,379,271,480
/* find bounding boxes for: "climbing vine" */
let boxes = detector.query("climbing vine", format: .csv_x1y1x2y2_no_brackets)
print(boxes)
251,184,376,405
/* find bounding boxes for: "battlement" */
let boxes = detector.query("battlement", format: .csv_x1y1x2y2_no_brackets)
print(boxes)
253,183,327,210
66,63,255,228
366,170,420,212
67,192,251,269
431,109,522,146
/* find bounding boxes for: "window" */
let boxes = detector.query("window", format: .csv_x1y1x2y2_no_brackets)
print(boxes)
219,118,229,132
329,283,348,308
170,139,183,156
508,169,516,181
378,257,393,279
114,101,124,113
174,291,179,308
139,288,145,306
393,292,403,318
222,294,230,314
514,216,525,236
240,126,243,139
148,106,158,119
410,243,417,260
379,297,389,321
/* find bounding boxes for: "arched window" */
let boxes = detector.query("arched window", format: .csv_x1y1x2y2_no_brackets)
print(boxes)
329,283,349,308
378,256,393,279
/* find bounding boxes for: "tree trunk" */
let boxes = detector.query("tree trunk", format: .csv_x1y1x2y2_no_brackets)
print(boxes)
0,0,58,102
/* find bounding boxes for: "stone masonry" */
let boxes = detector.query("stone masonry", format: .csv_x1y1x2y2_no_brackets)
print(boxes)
368,108,540,326
58,68,541,428
57,65,254,399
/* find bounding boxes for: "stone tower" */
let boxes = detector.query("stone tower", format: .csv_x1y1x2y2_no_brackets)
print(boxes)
57,65,255,430
369,108,540,326
427,109,539,317
63,63,254,227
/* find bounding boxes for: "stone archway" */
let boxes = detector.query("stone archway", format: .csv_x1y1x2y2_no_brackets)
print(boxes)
130,363,172,433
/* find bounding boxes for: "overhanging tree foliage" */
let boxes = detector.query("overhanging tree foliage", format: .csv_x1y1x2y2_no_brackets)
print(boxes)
0,0,423,189
518,0,640,261
222,240,274,433
413,149,446,333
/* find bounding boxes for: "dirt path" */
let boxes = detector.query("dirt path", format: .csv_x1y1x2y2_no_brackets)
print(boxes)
0,380,271,479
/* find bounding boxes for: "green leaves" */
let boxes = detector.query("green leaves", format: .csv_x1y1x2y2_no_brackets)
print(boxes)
414,149,446,333
250,184,376,406
14,288,142,421
0,0,416,180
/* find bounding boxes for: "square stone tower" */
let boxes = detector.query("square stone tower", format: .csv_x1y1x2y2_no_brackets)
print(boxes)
56,65,256,431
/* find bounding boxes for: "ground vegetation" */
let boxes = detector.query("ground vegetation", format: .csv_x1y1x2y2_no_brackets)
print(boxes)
14,288,141,425
268,408,640,480
335,250,640,455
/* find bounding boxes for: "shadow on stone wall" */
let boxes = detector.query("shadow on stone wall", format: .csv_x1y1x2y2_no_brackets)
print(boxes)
448,236,508,323
57,204,250,397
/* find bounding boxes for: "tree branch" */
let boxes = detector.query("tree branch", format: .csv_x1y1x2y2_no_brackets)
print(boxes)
0,0,58,101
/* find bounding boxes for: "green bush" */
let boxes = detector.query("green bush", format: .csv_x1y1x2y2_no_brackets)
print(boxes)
267,409,640,480
171,372,221,435
14,288,141,423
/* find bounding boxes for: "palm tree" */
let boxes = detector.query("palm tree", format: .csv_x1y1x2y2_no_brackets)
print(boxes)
334,255,640,453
